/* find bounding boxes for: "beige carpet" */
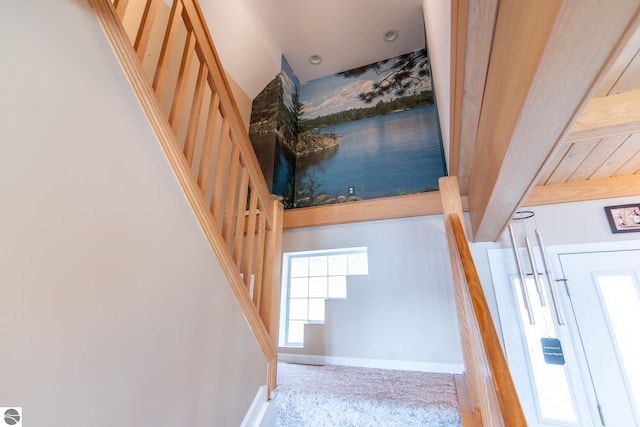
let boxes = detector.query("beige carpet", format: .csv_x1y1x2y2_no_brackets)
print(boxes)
272,362,461,427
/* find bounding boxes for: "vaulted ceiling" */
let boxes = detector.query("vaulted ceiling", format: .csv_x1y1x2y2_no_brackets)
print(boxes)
244,0,428,84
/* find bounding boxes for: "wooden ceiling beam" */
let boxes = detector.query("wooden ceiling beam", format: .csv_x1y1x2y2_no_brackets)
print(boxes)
449,0,498,194
565,90,640,142
466,0,640,242
448,0,467,178
525,174,640,206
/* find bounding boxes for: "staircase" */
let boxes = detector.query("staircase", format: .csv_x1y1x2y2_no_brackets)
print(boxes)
87,0,528,424
89,0,283,393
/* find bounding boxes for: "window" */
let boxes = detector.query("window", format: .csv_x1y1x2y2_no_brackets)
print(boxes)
514,276,577,423
596,273,640,415
280,247,368,347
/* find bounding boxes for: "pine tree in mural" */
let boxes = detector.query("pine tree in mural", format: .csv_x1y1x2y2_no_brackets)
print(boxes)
295,171,326,208
281,90,338,157
336,50,431,103
289,93,308,144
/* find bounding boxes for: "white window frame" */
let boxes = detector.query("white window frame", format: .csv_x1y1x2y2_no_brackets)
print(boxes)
279,247,368,348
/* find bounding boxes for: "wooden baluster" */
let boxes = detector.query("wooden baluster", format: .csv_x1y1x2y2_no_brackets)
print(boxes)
133,0,159,61
222,144,241,243
113,0,130,20
232,168,250,264
153,0,183,98
183,59,208,165
242,189,259,291
197,92,220,191
168,29,196,132
252,207,267,310
210,122,231,225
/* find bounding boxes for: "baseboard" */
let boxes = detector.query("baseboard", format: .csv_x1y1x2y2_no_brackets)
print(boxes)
240,385,276,427
278,353,464,374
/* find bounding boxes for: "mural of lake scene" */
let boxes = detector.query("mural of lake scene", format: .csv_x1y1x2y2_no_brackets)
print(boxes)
249,50,446,209
298,104,442,200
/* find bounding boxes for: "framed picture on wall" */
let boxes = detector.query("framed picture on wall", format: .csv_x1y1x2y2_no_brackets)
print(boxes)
604,204,640,233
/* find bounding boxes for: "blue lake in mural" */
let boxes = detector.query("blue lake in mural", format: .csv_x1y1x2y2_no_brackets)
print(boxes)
293,104,445,200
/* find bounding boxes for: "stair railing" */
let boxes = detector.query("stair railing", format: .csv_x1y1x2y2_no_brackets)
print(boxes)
89,0,283,392
439,177,527,426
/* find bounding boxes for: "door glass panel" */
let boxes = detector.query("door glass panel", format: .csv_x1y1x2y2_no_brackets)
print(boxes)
595,273,640,416
515,277,577,423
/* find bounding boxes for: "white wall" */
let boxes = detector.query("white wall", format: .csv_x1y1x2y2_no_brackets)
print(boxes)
470,195,640,332
280,216,463,371
279,195,640,373
422,0,451,169
199,0,281,99
0,1,266,426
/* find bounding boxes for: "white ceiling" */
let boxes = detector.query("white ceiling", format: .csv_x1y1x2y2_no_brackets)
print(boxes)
198,0,450,156
244,0,427,84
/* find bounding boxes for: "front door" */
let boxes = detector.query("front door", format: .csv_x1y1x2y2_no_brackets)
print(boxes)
489,249,594,427
559,250,640,427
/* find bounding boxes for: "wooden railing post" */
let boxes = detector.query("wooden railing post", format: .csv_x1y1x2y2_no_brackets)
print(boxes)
262,199,284,346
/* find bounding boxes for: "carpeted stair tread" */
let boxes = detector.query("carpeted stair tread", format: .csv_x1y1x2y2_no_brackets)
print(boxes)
273,363,462,427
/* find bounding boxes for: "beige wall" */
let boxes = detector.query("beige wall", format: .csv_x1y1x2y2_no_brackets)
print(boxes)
423,0,451,168
226,72,254,131
198,0,281,98
0,1,265,426
280,215,464,371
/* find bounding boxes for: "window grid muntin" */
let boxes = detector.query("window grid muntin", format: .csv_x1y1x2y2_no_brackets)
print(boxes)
283,248,368,347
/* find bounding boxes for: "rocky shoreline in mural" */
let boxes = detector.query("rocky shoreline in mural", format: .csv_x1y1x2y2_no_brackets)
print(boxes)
249,123,339,158
283,132,340,157
273,192,362,207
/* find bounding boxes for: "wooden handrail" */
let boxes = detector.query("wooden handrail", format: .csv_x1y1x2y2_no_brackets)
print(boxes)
90,0,283,393
440,176,526,427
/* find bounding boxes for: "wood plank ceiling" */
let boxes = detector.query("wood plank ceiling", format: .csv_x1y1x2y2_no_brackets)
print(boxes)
451,0,640,241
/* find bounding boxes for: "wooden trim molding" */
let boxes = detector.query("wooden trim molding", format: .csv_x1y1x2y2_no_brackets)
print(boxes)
282,171,640,228
456,0,499,194
525,174,640,206
449,0,468,178
283,191,469,229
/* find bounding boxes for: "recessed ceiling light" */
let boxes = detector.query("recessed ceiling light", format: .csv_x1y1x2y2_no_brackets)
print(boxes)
308,54,323,65
383,30,399,42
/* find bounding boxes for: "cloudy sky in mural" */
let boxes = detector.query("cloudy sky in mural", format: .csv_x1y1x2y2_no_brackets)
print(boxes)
300,60,432,119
